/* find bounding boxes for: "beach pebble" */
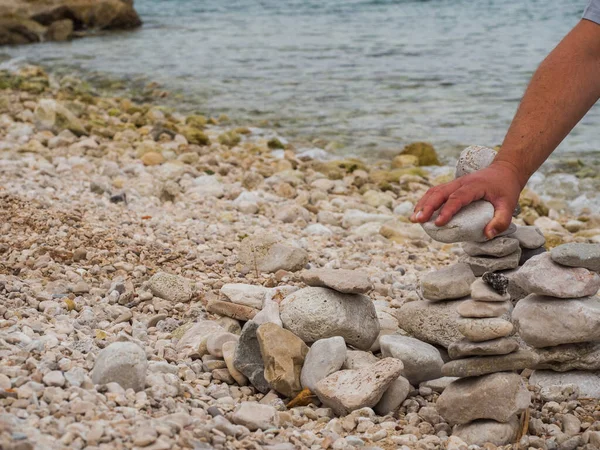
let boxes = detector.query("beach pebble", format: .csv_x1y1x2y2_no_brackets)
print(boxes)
148,272,193,303
455,145,497,178
374,376,411,416
300,268,373,294
206,332,239,358
460,249,521,276
91,342,147,392
239,234,308,273
461,237,520,257
42,371,65,387
420,263,475,301
233,321,270,393
315,358,404,416
176,320,225,359
471,279,510,303
280,287,380,350
550,243,600,272
231,402,280,431
456,299,511,318
441,349,539,377
342,209,393,228
222,341,248,386
516,253,600,298
457,318,513,342
393,201,414,217
448,337,519,359
421,201,494,243
512,225,546,249
436,372,530,425
453,417,520,446
379,335,443,385
301,336,347,392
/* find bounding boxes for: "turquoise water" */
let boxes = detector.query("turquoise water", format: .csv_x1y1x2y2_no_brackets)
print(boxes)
3,0,597,161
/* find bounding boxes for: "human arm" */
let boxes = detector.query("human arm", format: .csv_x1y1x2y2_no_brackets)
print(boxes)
410,18,600,239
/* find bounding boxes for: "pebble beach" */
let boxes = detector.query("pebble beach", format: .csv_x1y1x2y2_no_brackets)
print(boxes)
2,64,600,450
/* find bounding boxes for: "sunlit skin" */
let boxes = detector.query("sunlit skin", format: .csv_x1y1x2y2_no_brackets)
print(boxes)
410,19,600,239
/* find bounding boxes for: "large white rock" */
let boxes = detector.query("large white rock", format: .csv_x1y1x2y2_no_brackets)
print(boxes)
380,335,443,384
301,336,347,392
280,287,380,350
91,342,147,392
421,201,494,243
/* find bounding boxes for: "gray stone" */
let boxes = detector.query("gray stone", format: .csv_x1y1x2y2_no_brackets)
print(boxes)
231,402,280,431
301,337,347,392
453,417,520,446
233,321,270,393
394,300,465,348
441,349,539,377
501,268,529,301
455,145,497,178
529,370,600,399
206,332,239,358
436,373,530,425
462,237,520,258
420,263,475,301
512,226,546,249
457,318,513,342
343,350,380,370
520,246,547,266
315,358,404,416
420,377,459,393
280,287,380,350
239,234,308,273
460,249,521,277
421,201,495,243
176,320,225,358
551,243,600,272
457,299,511,318
380,335,444,385
91,342,147,392
300,269,373,294
513,294,600,348
448,338,519,359
516,253,600,298
148,272,193,303
374,376,411,416
534,342,600,372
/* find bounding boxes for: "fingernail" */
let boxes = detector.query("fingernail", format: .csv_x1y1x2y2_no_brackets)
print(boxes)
488,229,497,239
415,211,423,221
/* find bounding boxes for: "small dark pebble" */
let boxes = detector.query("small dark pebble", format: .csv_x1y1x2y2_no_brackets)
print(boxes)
482,271,509,295
110,193,127,203
207,406,223,417
512,204,522,217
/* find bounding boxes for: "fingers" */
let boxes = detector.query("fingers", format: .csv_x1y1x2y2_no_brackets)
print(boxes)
484,200,515,240
410,180,462,223
434,186,484,226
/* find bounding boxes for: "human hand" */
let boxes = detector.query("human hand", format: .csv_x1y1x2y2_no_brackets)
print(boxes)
409,161,525,239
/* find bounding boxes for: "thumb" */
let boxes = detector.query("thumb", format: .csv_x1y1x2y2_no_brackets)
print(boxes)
485,201,514,240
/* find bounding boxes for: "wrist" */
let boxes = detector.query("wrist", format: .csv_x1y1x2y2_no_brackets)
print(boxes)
489,159,530,190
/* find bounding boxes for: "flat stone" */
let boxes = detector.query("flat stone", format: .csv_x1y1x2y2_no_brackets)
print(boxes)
533,342,600,372
176,320,225,359
380,335,444,385
280,287,380,350
207,300,259,321
233,321,270,393
457,318,513,342
91,342,147,392
147,272,193,303
421,201,495,243
301,337,347,392
257,323,309,397
420,263,475,301
481,272,510,296
441,349,539,377
457,299,510,318
314,358,404,416
374,376,411,416
206,332,239,358
231,402,280,431
300,268,373,294
448,338,519,359
520,246,547,266
394,300,465,348
239,234,308,273
512,226,546,249
462,237,520,257
220,284,269,309
453,417,520,446
436,373,530,425
513,294,600,348
551,243,600,272
419,377,459,393
222,341,248,386
455,145,497,178
343,350,380,370
460,249,521,277
516,253,600,298
529,370,600,399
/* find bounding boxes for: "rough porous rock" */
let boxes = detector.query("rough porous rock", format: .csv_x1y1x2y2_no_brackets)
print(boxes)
280,287,380,350
457,318,513,342
455,145,497,178
456,299,511,318
481,272,510,296
529,370,600,399
175,320,225,358
239,234,308,273
551,243,600,272
515,253,600,298
374,376,411,416
257,323,308,397
436,373,530,425
300,336,347,392
460,249,521,277
233,321,270,393
512,225,546,249
300,268,373,294
420,263,475,301
91,342,147,392
231,402,280,431
462,237,520,258
513,294,600,348
147,272,193,303
453,417,520,446
343,350,379,370
314,358,404,416
448,338,519,359
394,300,465,348
421,201,495,243
380,335,444,385
442,349,539,377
